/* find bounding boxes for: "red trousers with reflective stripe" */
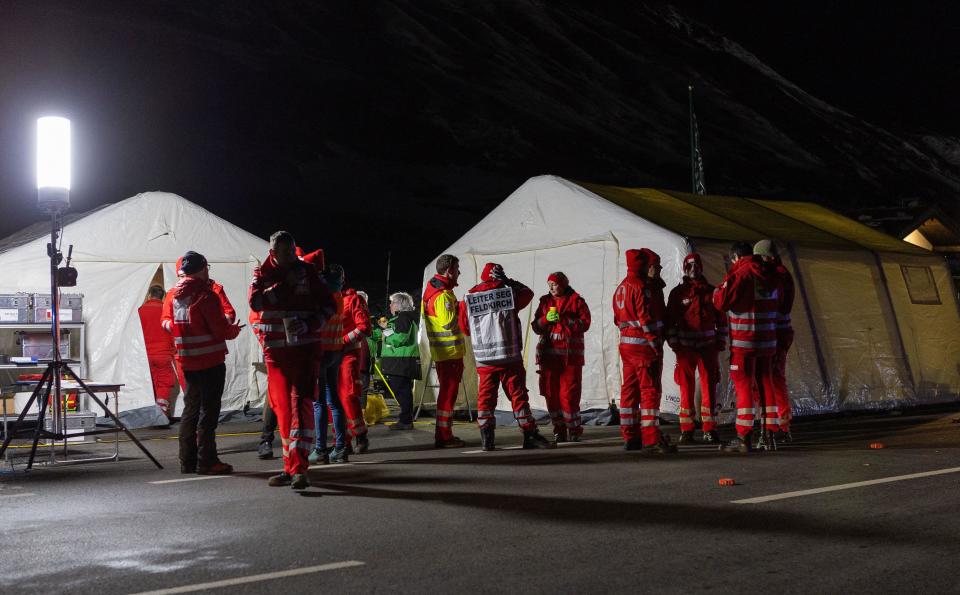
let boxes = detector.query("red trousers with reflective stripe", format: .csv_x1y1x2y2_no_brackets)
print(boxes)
266,350,318,475
338,349,367,440
435,359,463,440
730,351,778,437
772,348,791,431
147,355,177,416
538,364,583,435
619,350,663,445
674,348,720,432
476,363,535,432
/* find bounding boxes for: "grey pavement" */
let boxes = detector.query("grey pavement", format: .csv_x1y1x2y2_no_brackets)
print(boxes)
1,409,959,594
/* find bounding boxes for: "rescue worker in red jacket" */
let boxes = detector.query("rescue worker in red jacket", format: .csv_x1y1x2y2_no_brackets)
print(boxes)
422,254,467,448
167,251,242,475
641,248,668,416
161,256,237,411
139,285,177,420
613,249,676,453
756,240,795,439
530,272,591,442
459,263,554,451
665,253,728,445
249,232,336,489
713,240,782,452
335,271,373,453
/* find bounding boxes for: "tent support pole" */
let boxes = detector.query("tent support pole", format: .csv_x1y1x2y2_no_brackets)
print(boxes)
786,243,830,394
871,251,918,398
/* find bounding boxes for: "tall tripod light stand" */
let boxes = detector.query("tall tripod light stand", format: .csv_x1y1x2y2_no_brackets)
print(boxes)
0,117,161,470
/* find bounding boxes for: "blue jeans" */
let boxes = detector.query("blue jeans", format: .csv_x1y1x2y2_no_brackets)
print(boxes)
315,351,346,450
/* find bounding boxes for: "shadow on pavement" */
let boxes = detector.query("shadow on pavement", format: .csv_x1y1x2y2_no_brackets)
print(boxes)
305,482,890,541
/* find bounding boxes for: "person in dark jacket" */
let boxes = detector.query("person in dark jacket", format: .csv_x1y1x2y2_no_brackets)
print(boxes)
380,292,421,430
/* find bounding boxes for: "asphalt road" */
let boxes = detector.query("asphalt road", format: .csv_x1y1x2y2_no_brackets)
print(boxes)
1,409,959,594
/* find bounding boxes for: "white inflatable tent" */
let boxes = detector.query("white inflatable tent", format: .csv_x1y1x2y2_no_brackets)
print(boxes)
0,192,269,426
418,175,960,420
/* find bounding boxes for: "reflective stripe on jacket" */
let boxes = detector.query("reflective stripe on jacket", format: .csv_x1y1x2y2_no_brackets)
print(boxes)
422,274,465,362
666,276,727,351
613,274,661,361
713,256,781,355
531,289,590,367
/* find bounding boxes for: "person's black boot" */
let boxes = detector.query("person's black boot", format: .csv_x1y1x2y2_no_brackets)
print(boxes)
678,431,696,445
702,430,720,444
642,434,678,455
356,434,370,454
523,429,556,449
721,433,753,453
623,438,643,451
554,427,568,443
480,427,496,451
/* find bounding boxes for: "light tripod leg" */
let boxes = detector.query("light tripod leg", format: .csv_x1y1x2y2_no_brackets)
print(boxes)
27,373,55,470
66,365,163,469
0,366,52,462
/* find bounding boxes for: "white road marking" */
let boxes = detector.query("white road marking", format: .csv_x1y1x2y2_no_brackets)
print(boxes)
460,445,524,454
129,560,365,595
0,492,36,500
148,476,236,485
732,466,960,504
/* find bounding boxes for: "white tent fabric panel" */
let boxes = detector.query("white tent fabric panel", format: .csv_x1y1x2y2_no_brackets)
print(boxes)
880,254,960,401
0,192,269,422
796,247,910,409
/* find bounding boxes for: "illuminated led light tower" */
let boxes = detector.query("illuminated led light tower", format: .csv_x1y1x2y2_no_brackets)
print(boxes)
36,116,72,213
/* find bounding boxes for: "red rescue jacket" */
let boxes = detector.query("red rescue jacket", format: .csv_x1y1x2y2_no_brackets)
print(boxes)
613,250,662,361
248,254,336,362
712,256,781,355
341,288,372,352
531,287,591,367
458,269,534,367
666,276,728,352
169,277,241,371
138,298,175,359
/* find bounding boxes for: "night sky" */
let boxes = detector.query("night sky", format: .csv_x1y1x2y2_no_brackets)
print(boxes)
1,1,957,307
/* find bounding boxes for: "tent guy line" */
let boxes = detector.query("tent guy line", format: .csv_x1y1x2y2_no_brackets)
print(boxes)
731,465,960,504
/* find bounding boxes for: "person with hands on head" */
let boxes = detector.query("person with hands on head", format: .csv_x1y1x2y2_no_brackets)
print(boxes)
531,272,591,442
460,262,555,451
168,251,243,475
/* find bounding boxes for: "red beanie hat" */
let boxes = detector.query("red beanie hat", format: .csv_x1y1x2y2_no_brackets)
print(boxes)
683,253,702,268
626,249,648,274
547,271,568,287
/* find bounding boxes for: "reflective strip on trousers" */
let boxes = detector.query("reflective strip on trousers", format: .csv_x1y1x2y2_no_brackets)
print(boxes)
436,409,453,418
428,330,456,338
177,342,227,357
731,339,777,350
737,408,754,415
729,311,777,320
174,334,214,345
730,322,776,331
736,418,754,427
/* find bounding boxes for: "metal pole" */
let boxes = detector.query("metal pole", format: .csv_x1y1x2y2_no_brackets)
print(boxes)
49,212,63,442
385,250,391,312
688,84,696,194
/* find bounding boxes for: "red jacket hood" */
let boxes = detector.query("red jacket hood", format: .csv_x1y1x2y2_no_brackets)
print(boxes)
743,256,780,291
481,262,499,282
626,249,648,276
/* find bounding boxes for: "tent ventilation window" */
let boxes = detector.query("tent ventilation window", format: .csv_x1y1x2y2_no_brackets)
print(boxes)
900,265,941,305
